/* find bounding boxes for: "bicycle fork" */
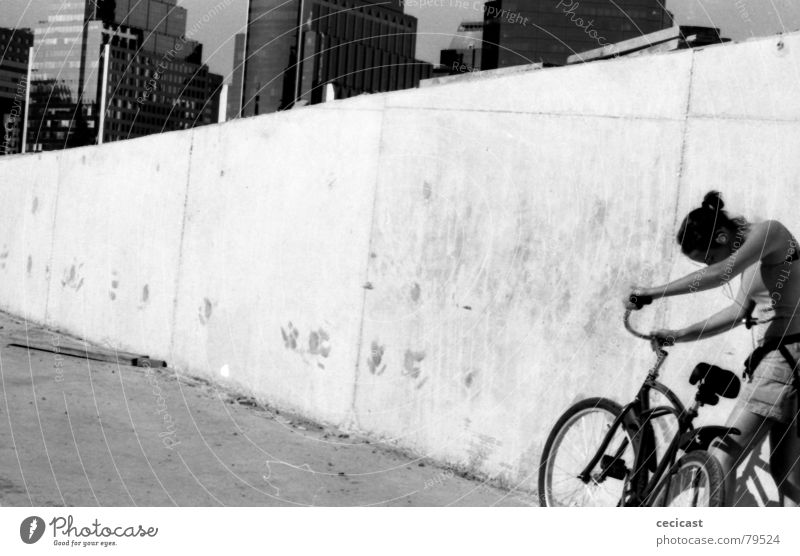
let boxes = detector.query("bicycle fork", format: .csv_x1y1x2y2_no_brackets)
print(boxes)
576,403,641,485
575,402,666,506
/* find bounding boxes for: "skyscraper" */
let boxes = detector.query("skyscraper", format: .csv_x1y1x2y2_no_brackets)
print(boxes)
27,0,223,152
0,27,33,156
227,33,246,120
439,21,484,74
482,0,673,68
241,0,432,116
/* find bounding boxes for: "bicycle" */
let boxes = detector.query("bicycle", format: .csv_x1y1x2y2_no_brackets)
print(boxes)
538,306,742,507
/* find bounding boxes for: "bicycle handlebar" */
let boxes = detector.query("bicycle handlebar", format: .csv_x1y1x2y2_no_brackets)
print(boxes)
624,309,652,340
624,304,674,349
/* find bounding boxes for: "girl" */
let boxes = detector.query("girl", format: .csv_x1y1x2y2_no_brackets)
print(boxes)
626,191,800,506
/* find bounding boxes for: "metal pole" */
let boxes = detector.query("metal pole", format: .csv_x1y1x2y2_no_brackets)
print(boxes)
240,0,251,117
293,0,305,107
218,83,228,123
98,42,110,145
21,46,33,154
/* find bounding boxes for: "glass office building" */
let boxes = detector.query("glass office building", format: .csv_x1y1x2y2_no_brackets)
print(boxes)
238,0,432,116
0,27,33,155
482,0,674,68
27,0,222,152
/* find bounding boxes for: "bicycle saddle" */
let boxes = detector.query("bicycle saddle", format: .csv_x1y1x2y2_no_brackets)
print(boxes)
689,363,741,405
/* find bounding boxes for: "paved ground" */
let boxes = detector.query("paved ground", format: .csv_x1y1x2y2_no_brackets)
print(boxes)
0,312,534,506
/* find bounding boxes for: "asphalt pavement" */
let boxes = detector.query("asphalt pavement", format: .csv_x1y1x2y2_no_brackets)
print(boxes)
0,311,534,506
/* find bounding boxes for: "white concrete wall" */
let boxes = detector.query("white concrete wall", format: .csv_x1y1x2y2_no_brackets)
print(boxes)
44,134,191,357
0,153,59,322
170,108,382,422
1,31,798,504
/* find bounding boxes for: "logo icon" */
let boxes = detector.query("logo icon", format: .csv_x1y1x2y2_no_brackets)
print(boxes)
20,516,45,544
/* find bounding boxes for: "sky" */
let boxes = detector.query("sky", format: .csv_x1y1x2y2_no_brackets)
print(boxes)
3,0,800,82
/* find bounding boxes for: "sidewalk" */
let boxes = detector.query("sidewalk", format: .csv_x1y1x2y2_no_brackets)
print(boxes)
0,311,535,506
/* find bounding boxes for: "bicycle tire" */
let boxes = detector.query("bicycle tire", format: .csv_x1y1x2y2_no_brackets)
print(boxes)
650,450,726,507
538,397,643,507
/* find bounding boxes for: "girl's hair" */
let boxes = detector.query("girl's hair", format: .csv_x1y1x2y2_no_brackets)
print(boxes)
676,191,749,255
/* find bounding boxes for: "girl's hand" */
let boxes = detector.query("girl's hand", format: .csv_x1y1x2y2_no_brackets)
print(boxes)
624,286,653,310
651,329,680,346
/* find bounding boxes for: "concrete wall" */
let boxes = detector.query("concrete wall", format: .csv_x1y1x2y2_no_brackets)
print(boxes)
1,31,798,504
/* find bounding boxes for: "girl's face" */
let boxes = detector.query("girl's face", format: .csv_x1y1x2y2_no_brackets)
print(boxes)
687,243,731,266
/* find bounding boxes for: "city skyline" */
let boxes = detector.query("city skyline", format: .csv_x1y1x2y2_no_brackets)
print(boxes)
20,1,223,151
236,0,431,117
3,0,800,83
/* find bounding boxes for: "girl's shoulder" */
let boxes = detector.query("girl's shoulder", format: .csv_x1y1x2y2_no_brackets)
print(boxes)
749,218,785,231
748,220,797,264
746,219,795,241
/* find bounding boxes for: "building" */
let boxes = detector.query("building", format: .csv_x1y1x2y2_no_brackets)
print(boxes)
227,33,246,120
27,0,223,152
439,21,483,75
241,0,432,116
1,27,33,156
482,0,673,69
567,25,729,64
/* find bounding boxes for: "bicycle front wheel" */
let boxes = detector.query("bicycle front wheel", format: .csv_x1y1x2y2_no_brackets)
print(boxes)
651,450,725,507
538,397,640,507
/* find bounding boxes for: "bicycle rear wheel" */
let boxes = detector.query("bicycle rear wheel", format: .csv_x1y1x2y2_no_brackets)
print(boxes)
539,397,641,507
651,450,725,507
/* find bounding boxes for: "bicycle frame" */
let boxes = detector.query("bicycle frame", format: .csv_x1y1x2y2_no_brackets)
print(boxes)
623,378,697,506
576,329,710,506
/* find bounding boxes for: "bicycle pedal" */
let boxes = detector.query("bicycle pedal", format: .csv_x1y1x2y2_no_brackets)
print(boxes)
600,455,629,480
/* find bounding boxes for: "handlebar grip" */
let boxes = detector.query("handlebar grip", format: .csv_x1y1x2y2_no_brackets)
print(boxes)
628,294,653,310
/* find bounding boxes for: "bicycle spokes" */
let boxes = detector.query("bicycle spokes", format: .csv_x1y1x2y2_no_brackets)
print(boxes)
655,453,723,507
543,405,637,507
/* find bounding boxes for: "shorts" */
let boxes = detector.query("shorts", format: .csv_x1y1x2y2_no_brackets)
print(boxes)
737,343,800,424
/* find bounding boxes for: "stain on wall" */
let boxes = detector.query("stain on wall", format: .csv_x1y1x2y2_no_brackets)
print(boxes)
308,328,332,369
308,329,331,357
367,341,386,375
61,263,84,291
402,349,426,380
281,322,299,349
467,434,501,471
463,369,476,389
198,298,214,324
137,284,150,310
109,275,119,301
280,323,333,369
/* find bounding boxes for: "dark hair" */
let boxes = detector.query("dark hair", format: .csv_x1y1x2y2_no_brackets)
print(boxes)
676,191,748,255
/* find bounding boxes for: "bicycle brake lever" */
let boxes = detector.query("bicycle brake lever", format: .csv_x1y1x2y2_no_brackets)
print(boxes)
650,338,671,359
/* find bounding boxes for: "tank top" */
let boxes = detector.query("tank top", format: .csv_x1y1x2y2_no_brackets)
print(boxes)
741,223,800,341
